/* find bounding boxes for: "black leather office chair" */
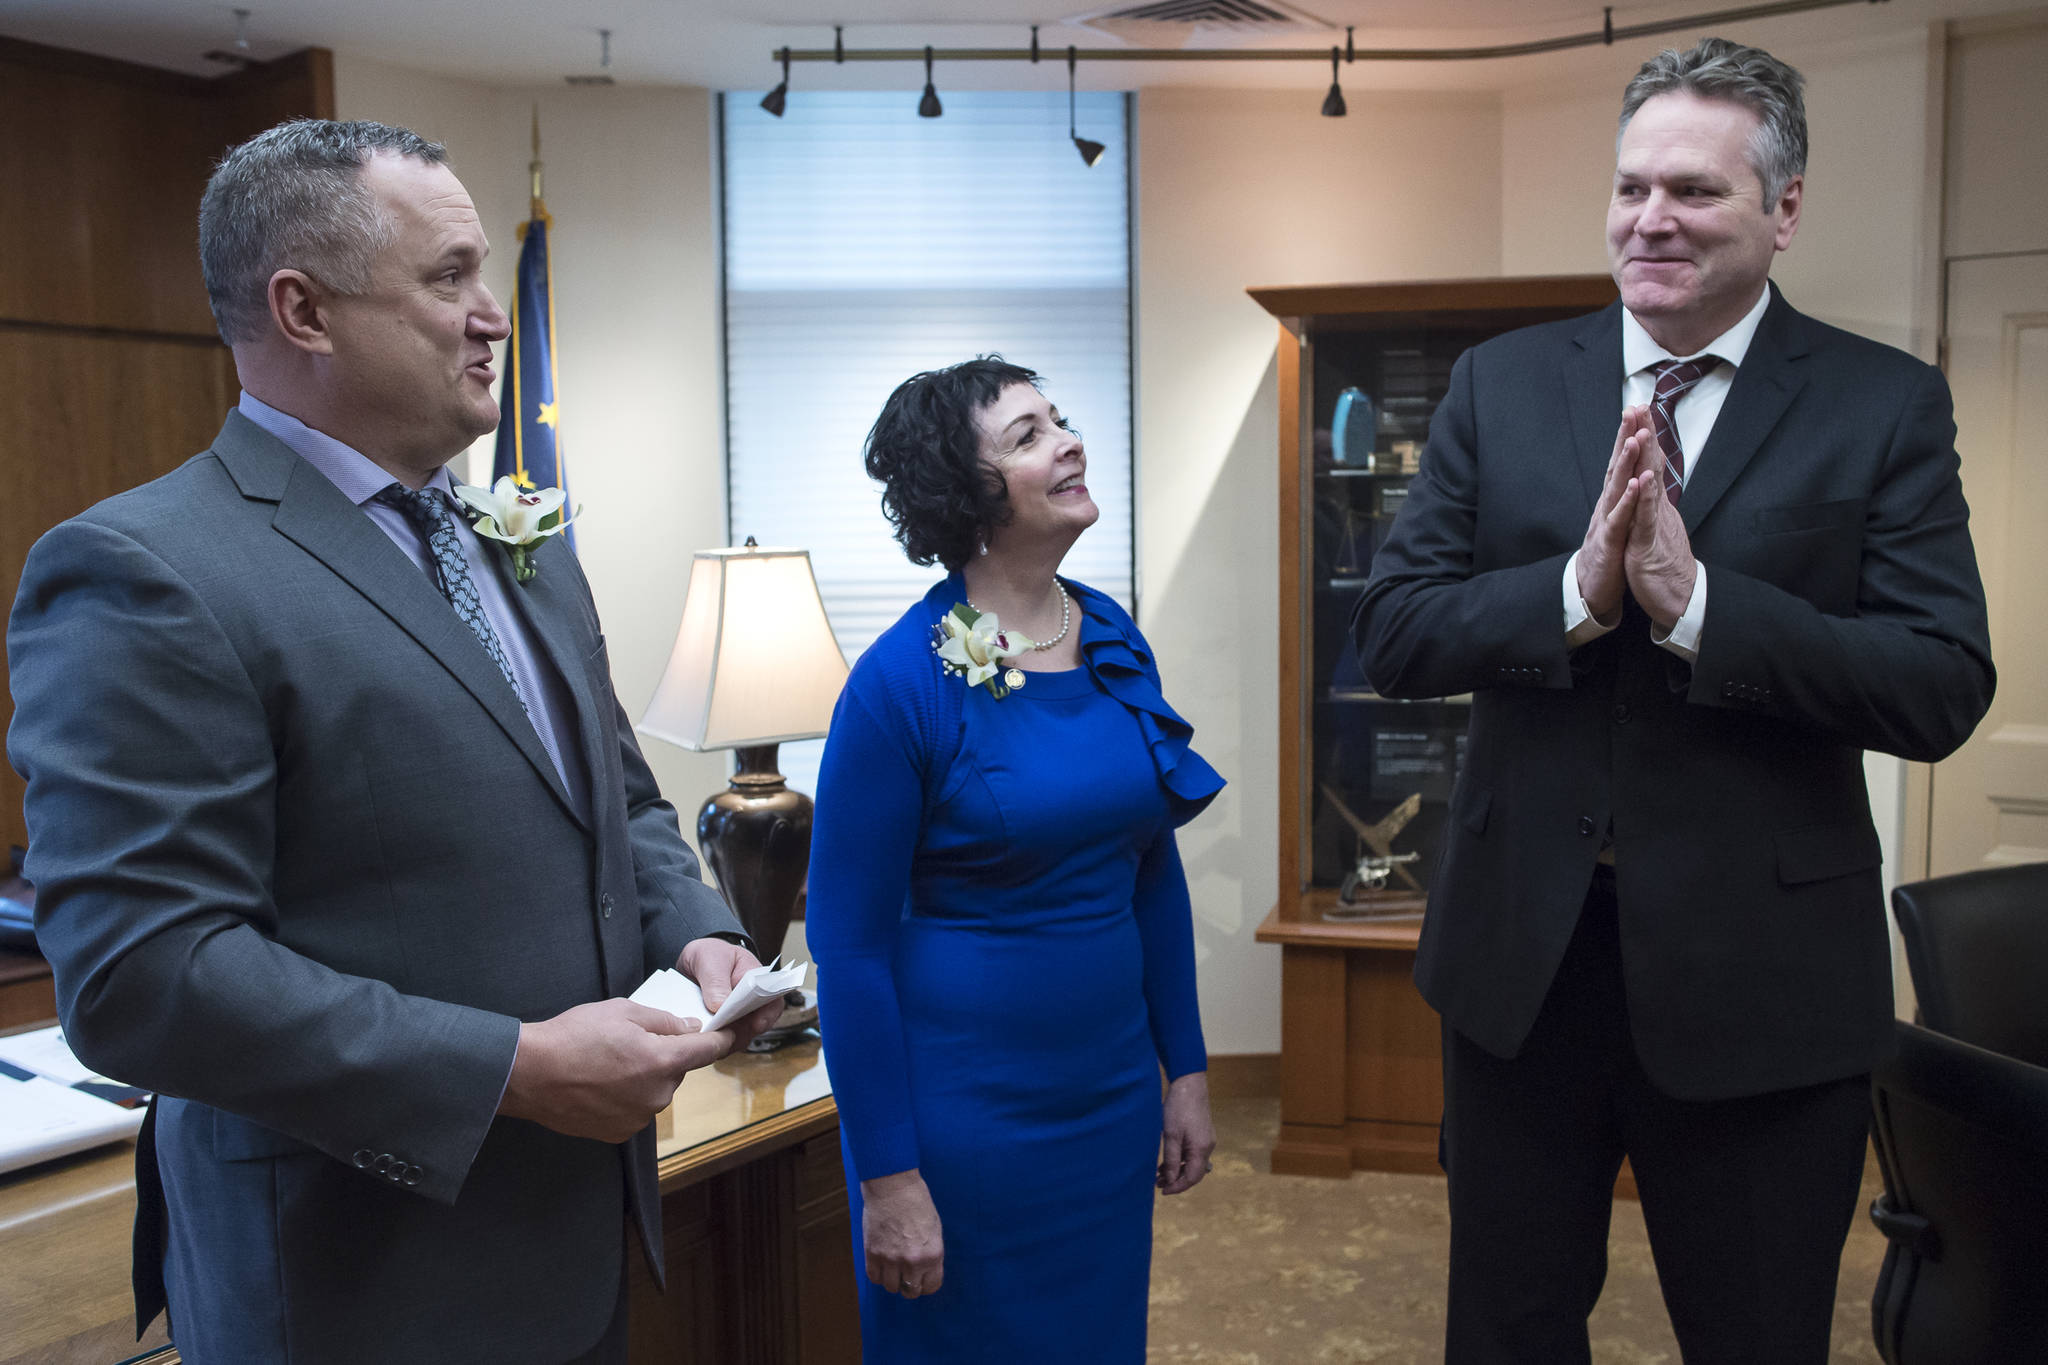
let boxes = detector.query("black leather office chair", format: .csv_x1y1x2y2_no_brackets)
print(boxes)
1869,862,2048,1364
1890,862,2048,1063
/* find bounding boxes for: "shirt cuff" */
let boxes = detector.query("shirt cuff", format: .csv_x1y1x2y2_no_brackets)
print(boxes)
1563,551,1618,649
1652,562,1707,660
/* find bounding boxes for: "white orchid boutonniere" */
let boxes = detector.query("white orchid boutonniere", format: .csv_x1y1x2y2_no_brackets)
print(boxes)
932,603,1036,699
454,477,580,585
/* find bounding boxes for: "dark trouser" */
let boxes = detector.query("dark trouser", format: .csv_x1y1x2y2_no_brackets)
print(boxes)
1440,867,1870,1365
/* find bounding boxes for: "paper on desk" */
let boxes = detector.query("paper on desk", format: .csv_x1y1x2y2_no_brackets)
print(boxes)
0,1073,147,1176
629,959,808,1033
0,1024,102,1087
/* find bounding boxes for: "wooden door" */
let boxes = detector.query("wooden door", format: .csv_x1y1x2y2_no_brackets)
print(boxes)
1927,14,2048,873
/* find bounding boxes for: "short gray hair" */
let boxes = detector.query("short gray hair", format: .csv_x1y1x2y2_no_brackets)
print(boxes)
1618,37,1807,205
199,118,448,345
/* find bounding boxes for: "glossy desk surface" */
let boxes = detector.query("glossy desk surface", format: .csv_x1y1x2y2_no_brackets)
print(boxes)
0,1036,836,1365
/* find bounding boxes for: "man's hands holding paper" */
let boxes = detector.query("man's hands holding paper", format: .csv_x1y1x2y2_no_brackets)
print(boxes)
497,939,791,1144
677,936,790,1050
498,998,734,1143
1577,405,1697,632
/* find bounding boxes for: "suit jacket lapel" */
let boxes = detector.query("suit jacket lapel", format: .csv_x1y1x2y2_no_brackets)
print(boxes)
211,414,581,823
1565,302,1627,513
1680,285,1810,534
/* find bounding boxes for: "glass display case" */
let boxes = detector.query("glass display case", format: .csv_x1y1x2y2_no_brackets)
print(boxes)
1252,276,1618,1177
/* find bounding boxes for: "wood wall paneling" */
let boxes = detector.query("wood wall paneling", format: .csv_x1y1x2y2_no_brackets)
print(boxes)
0,38,332,856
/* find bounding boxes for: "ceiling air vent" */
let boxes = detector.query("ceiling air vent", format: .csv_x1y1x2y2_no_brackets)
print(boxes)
1068,0,1335,46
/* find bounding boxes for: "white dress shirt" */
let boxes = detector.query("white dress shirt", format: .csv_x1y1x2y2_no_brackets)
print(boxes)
1562,283,1773,660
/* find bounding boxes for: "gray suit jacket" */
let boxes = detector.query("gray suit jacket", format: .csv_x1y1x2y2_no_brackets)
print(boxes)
7,411,741,1363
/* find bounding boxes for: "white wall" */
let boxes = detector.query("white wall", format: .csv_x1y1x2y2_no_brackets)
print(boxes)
333,58,736,836
1136,88,1502,1056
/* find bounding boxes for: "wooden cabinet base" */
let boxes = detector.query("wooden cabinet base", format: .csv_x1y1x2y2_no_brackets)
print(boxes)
635,1115,860,1364
1272,1118,1442,1178
1258,907,1446,1182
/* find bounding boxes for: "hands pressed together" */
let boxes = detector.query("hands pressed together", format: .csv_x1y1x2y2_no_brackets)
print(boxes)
498,936,786,1144
1576,404,1697,632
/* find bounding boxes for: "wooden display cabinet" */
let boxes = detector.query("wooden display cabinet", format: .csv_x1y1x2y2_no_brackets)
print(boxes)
1250,276,1619,1178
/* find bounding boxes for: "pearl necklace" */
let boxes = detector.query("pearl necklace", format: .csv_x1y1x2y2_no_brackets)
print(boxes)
969,582,1071,652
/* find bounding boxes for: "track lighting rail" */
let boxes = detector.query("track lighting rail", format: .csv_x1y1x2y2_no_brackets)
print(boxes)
774,0,1883,66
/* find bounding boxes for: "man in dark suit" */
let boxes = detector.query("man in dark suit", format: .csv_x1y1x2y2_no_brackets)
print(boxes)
1356,38,1993,1364
7,120,778,1363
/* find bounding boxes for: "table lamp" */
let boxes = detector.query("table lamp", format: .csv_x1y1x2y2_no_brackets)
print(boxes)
637,539,847,961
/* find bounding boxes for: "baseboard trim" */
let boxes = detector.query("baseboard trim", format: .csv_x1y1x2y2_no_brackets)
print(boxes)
1205,1053,1281,1100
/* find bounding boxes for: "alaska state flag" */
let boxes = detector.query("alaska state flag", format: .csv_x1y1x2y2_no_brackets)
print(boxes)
493,216,575,550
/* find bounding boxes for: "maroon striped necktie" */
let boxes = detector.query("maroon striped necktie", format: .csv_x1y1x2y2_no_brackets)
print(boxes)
1649,357,1716,506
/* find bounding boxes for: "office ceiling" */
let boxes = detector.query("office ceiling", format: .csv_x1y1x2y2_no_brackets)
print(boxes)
0,0,2012,93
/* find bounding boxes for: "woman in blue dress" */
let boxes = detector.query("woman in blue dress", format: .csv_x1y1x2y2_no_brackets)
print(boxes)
809,357,1224,1361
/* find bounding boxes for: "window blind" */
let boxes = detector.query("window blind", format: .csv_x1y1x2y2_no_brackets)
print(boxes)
722,89,1134,794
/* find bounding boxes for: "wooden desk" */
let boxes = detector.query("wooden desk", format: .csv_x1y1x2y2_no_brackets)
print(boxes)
0,1039,856,1365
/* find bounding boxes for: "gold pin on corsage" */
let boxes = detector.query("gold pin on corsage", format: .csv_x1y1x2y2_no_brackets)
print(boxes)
932,604,1036,700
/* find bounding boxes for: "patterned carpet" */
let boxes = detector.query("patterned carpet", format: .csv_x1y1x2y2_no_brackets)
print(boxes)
1147,1097,1887,1364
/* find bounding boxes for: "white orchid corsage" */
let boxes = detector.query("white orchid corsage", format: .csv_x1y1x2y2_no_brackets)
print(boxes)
933,603,1036,699
454,477,580,585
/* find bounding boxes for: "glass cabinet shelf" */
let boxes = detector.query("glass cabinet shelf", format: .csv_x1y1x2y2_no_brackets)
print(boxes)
1251,276,1620,926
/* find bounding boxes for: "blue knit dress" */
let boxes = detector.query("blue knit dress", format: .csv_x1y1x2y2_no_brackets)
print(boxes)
809,573,1224,1363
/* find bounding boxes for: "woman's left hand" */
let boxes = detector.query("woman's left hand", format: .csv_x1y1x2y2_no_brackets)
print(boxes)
1157,1071,1216,1195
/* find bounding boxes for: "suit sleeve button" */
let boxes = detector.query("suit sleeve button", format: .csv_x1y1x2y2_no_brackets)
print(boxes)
1578,815,1596,837
403,1165,423,1187
353,1149,374,1169
1611,703,1630,723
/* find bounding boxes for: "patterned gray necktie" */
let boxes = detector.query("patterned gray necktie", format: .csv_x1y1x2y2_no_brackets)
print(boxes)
377,485,525,708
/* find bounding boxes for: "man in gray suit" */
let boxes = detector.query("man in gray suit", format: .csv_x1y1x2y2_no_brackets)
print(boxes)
8,120,778,1363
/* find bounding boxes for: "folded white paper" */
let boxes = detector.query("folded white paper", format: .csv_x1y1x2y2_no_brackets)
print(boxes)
0,1025,99,1087
629,959,809,1034
0,1073,146,1176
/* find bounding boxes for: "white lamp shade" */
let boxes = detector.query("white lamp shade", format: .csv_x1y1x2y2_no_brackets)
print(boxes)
637,545,849,751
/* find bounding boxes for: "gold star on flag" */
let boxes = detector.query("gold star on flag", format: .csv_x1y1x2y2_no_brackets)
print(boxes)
537,400,559,429
512,469,537,491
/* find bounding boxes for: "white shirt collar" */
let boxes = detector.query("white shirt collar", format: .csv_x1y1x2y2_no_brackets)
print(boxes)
1621,282,1773,379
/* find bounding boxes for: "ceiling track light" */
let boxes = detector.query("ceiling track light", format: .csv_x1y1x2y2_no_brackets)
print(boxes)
204,7,259,67
565,27,616,86
918,45,943,118
771,0,1884,69
1067,48,1106,168
1321,46,1346,117
761,47,789,116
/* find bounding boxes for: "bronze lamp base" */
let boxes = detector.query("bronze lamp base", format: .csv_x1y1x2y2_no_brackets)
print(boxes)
696,743,812,967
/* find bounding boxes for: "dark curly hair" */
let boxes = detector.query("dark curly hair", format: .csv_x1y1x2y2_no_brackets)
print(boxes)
864,357,1043,570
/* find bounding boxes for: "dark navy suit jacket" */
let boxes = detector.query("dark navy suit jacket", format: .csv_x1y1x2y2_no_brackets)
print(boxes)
1356,287,1994,1101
